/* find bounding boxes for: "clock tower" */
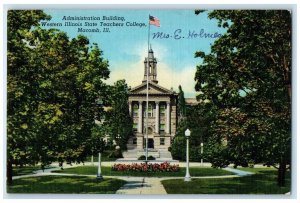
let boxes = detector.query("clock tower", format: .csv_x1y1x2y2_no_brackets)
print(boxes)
142,46,158,84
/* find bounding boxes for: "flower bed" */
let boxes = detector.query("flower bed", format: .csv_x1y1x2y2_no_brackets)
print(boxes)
112,162,179,172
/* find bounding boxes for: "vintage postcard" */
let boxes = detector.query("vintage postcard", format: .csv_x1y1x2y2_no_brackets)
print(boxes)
5,7,292,196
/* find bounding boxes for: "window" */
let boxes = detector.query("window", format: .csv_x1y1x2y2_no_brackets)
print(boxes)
160,124,165,132
144,104,153,117
160,138,165,145
133,123,138,132
133,138,137,145
133,104,138,117
160,105,165,117
148,104,153,117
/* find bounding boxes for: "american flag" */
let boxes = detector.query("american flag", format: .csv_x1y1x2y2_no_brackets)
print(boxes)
149,15,160,27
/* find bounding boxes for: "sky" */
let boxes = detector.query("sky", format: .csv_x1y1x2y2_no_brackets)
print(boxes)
42,9,227,98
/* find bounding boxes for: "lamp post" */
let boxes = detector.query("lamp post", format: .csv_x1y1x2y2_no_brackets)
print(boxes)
200,142,204,167
95,97,103,177
184,129,191,182
96,151,103,180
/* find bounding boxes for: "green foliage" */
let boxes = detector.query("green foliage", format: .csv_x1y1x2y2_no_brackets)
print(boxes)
7,10,110,182
170,102,215,161
194,10,291,186
204,140,230,168
104,80,133,150
177,85,186,120
88,125,106,154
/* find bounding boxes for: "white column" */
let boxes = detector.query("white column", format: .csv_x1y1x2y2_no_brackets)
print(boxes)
128,101,132,117
166,101,170,134
155,101,159,134
138,101,143,133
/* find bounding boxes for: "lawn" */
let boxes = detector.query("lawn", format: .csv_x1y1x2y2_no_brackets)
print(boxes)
86,150,118,162
161,168,291,194
52,166,234,177
7,176,126,194
234,166,277,173
12,165,53,176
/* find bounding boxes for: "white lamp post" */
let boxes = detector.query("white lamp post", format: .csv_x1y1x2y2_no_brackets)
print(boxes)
200,142,204,166
96,152,103,180
95,97,103,179
184,129,191,181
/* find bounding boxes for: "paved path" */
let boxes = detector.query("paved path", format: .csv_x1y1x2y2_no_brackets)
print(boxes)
115,177,167,195
223,167,254,176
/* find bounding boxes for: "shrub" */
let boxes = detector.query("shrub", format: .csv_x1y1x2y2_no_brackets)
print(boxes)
138,155,156,160
138,155,146,160
148,156,155,160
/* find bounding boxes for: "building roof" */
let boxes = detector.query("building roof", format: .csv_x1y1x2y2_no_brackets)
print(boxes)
129,81,177,96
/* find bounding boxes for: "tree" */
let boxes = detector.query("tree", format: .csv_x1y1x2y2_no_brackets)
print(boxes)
104,80,133,150
7,10,110,184
177,85,186,121
171,87,215,161
7,10,51,185
194,10,291,186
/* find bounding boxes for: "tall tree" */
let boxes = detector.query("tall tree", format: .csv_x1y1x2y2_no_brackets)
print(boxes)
177,85,186,121
7,10,110,184
7,10,51,185
194,10,291,186
104,80,133,150
171,86,214,161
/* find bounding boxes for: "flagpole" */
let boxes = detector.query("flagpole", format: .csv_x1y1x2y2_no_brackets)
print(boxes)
145,14,150,163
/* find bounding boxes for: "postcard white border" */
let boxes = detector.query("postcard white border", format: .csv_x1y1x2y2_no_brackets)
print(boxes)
1,1,299,203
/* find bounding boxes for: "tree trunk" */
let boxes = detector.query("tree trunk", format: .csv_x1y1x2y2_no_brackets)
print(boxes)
7,160,13,185
277,160,287,187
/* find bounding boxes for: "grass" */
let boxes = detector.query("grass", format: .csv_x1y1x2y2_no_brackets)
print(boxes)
12,165,53,176
7,176,126,194
52,166,234,177
86,150,119,162
234,166,277,173
161,168,291,194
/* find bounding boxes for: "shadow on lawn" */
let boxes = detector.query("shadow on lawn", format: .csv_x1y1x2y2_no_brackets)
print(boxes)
162,171,291,194
7,176,126,194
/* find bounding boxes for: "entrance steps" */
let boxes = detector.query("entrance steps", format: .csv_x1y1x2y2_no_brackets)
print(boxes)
157,151,173,160
122,149,173,160
122,149,139,159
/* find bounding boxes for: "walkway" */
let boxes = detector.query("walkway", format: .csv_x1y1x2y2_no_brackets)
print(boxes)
223,167,254,176
115,177,167,195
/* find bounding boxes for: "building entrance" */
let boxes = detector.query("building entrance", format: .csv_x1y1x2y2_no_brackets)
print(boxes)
144,138,154,149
